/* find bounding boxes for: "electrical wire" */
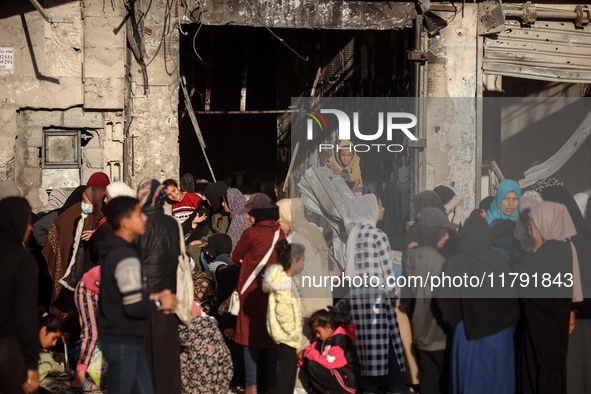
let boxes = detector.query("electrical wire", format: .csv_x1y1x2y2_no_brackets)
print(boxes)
192,22,204,62
243,0,309,61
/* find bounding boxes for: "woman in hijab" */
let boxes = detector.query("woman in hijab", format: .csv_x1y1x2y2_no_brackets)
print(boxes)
224,188,251,251
34,186,85,248
37,189,69,219
326,139,363,196
347,194,405,392
407,190,460,259
516,201,577,394
59,186,106,292
105,181,135,200
434,185,464,227
134,178,183,394
0,197,40,394
486,179,522,260
401,207,457,394
540,186,591,393
437,216,520,394
42,185,90,317
276,198,332,341
86,172,110,189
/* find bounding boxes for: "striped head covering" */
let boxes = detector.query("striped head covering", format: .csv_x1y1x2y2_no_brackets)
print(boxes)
533,177,563,194
47,189,68,211
137,179,166,209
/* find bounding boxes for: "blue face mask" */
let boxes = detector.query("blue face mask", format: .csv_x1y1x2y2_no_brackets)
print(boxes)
81,202,93,214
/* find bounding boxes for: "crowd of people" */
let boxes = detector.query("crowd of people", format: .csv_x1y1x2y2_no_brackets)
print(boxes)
0,169,590,394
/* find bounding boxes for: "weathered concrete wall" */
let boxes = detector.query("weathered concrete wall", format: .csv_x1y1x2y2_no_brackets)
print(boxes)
425,5,479,216
0,0,179,210
192,0,415,30
124,0,180,188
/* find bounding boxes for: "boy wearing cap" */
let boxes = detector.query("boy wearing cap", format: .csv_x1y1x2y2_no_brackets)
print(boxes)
231,193,286,394
401,207,458,394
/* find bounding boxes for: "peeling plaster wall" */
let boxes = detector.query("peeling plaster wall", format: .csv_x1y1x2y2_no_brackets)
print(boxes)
124,0,180,189
0,0,179,210
425,5,478,216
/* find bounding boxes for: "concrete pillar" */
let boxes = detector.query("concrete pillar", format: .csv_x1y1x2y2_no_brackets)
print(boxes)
125,1,180,189
425,5,479,215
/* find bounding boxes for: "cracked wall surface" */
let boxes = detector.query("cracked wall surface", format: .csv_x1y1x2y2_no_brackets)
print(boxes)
0,0,179,210
425,5,478,216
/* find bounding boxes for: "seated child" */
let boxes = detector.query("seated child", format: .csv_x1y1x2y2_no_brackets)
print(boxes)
263,240,305,394
325,139,363,197
298,307,359,394
38,314,65,381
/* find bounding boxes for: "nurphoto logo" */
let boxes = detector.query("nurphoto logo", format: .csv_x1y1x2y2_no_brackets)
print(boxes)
303,108,418,153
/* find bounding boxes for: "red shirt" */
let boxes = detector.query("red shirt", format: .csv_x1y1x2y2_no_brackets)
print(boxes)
172,193,203,223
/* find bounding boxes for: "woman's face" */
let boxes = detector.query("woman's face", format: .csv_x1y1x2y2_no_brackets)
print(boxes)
39,327,62,349
528,219,544,250
500,191,519,216
105,191,112,203
165,185,181,202
222,198,230,213
377,198,386,221
82,193,92,208
339,148,354,166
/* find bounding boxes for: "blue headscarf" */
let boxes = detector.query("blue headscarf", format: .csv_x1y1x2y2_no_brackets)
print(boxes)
485,179,522,227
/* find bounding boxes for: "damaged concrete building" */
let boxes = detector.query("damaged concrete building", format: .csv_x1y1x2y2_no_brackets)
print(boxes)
1,0,590,247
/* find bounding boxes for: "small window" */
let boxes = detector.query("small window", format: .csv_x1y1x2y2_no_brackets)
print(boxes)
42,129,81,169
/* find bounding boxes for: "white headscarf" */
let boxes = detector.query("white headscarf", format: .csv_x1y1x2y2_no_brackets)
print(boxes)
345,194,379,277
574,193,590,218
106,181,135,199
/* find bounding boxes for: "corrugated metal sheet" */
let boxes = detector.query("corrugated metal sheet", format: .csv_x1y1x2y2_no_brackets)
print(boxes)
483,16,591,82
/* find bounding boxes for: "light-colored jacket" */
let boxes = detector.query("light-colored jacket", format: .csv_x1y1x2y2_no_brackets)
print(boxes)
262,264,302,349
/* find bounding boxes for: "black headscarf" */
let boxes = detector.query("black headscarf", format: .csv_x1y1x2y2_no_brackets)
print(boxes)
0,197,32,247
208,233,232,258
414,190,445,215
436,216,520,340
433,185,455,206
479,196,494,211
58,185,86,215
541,185,591,317
408,190,459,258
181,173,195,194
204,181,229,213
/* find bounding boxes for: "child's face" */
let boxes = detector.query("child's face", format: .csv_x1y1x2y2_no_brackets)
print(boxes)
339,148,354,166
291,257,304,276
39,327,62,349
313,323,334,341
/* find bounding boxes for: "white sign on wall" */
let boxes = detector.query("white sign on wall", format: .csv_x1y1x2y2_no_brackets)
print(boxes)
0,47,14,70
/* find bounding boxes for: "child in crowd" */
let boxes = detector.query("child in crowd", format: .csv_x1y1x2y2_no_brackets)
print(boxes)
298,307,359,394
98,196,177,394
263,240,305,394
71,266,101,390
163,179,203,223
38,314,65,381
